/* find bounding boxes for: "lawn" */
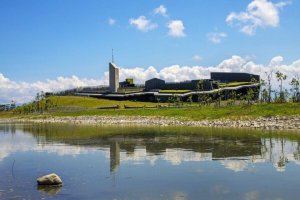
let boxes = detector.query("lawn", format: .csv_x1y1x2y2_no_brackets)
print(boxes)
1,95,300,121
159,90,191,94
219,82,252,88
48,95,165,108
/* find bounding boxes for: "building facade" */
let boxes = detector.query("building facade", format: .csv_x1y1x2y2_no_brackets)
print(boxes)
145,78,214,91
211,72,260,83
109,62,119,93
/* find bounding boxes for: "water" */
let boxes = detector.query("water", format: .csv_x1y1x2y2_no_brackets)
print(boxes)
1,124,300,200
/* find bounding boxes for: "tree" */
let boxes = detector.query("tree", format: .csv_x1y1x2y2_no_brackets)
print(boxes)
187,96,193,106
173,95,182,107
259,79,266,103
275,71,287,103
197,80,204,106
10,100,16,110
265,71,273,103
227,90,236,106
261,88,269,103
156,97,161,107
290,77,300,102
245,88,255,105
45,98,54,111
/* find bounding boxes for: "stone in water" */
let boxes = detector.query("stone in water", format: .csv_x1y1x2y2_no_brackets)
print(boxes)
37,173,62,185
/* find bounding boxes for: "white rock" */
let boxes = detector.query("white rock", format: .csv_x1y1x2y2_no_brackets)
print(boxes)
37,173,62,185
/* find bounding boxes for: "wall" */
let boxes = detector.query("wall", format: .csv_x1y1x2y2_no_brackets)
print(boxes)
211,72,260,83
109,63,119,93
145,78,214,91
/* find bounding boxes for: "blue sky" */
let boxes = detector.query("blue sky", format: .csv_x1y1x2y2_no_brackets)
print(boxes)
0,0,300,103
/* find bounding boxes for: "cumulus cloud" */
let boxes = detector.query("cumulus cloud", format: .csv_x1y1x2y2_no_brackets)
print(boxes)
0,74,105,103
167,20,186,37
269,56,284,67
0,131,100,161
220,160,249,172
154,5,167,17
226,0,290,35
207,32,227,44
129,16,158,32
108,18,116,26
2,55,300,103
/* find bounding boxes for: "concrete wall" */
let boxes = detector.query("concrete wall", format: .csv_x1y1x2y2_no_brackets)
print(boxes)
145,78,214,91
145,78,165,91
211,72,260,83
109,62,119,93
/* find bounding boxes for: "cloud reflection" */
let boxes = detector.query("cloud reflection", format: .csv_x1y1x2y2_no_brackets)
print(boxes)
1,128,300,173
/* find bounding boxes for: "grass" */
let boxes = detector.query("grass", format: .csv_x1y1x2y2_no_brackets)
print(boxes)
117,88,144,94
159,90,191,93
1,95,300,121
219,82,251,88
48,95,165,108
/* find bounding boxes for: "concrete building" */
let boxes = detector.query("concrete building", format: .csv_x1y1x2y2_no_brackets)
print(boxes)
109,62,119,93
211,72,260,83
145,78,215,91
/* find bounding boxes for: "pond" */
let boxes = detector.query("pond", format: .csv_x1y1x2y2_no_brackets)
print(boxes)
0,123,300,200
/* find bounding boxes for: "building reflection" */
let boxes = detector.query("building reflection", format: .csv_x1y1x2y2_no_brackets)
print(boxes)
110,142,120,173
6,124,300,173
106,135,300,173
106,135,262,173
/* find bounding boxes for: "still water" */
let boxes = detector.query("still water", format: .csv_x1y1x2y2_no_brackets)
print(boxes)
1,123,300,200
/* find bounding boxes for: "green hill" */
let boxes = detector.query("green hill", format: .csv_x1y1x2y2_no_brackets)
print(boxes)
2,95,300,121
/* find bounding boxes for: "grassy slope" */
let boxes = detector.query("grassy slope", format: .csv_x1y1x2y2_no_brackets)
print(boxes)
1,95,300,120
159,90,191,93
51,102,300,120
219,82,251,88
48,96,165,108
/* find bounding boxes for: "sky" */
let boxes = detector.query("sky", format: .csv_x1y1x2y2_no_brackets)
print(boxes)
0,0,300,103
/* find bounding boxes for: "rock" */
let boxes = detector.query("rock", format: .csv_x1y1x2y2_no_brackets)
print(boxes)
37,173,62,186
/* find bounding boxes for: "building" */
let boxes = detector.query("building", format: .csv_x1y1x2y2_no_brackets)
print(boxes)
211,72,260,83
70,63,260,102
145,78,215,91
119,78,135,88
109,62,119,93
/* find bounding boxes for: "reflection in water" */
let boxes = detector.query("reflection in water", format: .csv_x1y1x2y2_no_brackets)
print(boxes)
110,142,120,173
1,124,300,173
1,124,300,199
37,185,62,195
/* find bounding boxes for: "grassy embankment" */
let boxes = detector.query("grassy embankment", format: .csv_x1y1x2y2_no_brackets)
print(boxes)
219,82,251,88
1,95,300,121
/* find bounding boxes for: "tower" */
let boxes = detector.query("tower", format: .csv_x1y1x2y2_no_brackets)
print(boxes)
109,62,119,93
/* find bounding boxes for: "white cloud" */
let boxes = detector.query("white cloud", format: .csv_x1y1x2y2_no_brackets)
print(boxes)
193,55,202,61
269,56,284,67
129,16,158,32
167,20,186,37
0,131,103,161
108,18,116,26
207,32,227,44
226,0,290,35
2,55,300,103
119,66,160,83
0,74,105,104
154,5,167,17
220,160,249,172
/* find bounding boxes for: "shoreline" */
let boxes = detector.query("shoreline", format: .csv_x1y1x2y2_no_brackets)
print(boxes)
1,115,300,130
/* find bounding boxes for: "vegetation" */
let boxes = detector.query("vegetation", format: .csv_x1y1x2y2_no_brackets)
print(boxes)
159,90,191,93
1,95,300,121
219,82,251,88
1,70,300,121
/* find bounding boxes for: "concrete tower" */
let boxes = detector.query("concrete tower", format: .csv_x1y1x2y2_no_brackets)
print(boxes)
109,62,119,93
